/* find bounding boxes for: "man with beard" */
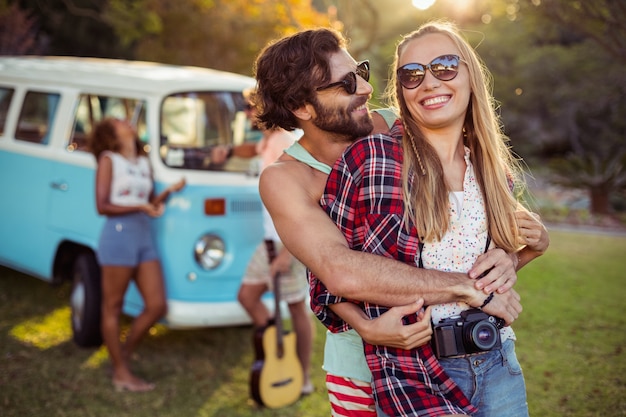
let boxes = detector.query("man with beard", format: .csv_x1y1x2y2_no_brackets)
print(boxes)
253,28,540,416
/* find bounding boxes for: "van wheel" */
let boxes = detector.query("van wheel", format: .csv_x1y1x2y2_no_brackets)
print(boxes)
70,252,103,347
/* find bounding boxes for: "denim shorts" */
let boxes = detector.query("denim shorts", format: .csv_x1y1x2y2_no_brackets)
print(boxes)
438,338,529,417
97,213,158,267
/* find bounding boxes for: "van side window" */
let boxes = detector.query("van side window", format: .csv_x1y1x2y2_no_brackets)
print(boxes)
68,94,147,152
15,91,60,145
0,87,14,136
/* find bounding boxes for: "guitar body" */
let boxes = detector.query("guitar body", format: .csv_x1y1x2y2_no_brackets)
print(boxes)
250,323,303,408
249,241,303,408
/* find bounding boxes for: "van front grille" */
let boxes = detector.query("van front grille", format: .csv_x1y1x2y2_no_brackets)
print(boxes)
230,199,263,214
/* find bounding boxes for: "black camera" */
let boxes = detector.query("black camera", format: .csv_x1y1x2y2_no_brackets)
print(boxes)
432,308,503,358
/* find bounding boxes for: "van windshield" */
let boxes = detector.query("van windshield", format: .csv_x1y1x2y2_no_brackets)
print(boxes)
159,91,262,173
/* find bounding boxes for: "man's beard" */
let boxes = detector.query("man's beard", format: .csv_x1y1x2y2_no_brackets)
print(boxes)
310,97,373,140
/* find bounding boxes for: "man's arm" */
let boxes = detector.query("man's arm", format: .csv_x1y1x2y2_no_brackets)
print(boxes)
259,161,521,322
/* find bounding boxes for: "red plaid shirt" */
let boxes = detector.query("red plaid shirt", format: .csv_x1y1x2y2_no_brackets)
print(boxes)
311,121,477,416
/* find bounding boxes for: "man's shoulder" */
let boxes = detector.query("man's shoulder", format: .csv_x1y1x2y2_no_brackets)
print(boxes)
262,153,322,186
260,155,327,206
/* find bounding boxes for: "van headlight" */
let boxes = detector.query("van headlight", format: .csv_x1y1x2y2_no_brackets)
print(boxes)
194,234,225,270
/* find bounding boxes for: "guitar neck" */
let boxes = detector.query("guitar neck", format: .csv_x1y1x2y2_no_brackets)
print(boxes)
265,240,284,357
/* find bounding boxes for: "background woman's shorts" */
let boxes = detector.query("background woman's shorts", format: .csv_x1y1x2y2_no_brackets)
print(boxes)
97,213,158,267
241,240,308,304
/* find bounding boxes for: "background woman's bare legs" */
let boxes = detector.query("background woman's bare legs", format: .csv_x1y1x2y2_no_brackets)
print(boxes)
101,260,166,392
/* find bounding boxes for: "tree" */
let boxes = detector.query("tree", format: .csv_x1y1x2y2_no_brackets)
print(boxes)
549,99,626,214
511,0,626,215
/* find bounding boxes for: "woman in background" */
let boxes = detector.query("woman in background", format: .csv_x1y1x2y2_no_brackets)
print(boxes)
90,118,185,392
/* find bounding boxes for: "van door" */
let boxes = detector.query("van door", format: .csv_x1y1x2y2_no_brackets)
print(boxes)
46,150,101,247
0,89,60,280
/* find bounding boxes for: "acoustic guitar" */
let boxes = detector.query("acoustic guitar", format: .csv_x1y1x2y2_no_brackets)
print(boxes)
250,240,304,408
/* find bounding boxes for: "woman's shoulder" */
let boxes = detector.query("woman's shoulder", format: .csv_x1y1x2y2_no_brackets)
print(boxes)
98,150,116,163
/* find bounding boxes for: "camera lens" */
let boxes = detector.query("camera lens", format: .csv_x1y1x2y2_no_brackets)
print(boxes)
477,327,493,343
466,321,499,351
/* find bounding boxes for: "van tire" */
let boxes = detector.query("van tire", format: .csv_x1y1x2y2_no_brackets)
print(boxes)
70,252,103,347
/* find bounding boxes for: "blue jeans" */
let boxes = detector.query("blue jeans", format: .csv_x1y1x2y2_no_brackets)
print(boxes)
438,339,529,417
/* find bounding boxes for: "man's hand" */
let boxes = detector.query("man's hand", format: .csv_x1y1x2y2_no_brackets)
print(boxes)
269,248,293,277
357,300,433,350
209,144,231,165
469,248,517,294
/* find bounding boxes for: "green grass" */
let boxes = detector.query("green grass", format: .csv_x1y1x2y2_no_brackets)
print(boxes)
515,230,626,416
1,229,625,416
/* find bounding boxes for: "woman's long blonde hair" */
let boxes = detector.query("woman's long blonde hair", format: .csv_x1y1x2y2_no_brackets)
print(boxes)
383,20,526,252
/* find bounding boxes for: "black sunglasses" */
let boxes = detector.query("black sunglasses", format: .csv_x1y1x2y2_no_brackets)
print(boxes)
396,54,460,89
316,60,370,95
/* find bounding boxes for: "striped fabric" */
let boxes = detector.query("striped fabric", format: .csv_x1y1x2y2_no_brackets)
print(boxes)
327,374,377,417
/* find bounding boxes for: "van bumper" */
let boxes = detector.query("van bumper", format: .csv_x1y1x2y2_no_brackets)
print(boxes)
162,298,275,328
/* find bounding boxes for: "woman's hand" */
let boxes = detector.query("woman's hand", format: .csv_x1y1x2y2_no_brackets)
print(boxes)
512,210,549,270
357,300,433,350
142,203,164,217
515,210,549,254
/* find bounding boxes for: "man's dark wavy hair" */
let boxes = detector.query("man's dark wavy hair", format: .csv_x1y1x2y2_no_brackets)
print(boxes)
252,28,346,131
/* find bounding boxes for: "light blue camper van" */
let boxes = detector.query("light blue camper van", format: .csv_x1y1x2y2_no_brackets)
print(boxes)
0,56,267,347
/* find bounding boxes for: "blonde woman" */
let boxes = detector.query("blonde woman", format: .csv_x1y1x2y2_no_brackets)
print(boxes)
319,21,547,416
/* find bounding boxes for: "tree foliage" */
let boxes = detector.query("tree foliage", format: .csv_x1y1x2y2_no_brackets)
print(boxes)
9,0,331,74
3,0,625,214
104,0,333,75
538,0,626,63
0,2,44,55
358,0,626,215
14,0,134,58
507,0,626,214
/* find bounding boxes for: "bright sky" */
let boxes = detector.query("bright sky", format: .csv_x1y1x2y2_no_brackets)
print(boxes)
412,0,476,16
412,0,436,10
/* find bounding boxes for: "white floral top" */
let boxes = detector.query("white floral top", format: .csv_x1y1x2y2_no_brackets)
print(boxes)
425,147,515,341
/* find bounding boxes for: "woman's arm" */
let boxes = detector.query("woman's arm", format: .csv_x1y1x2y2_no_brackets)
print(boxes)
330,301,433,350
151,177,186,207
